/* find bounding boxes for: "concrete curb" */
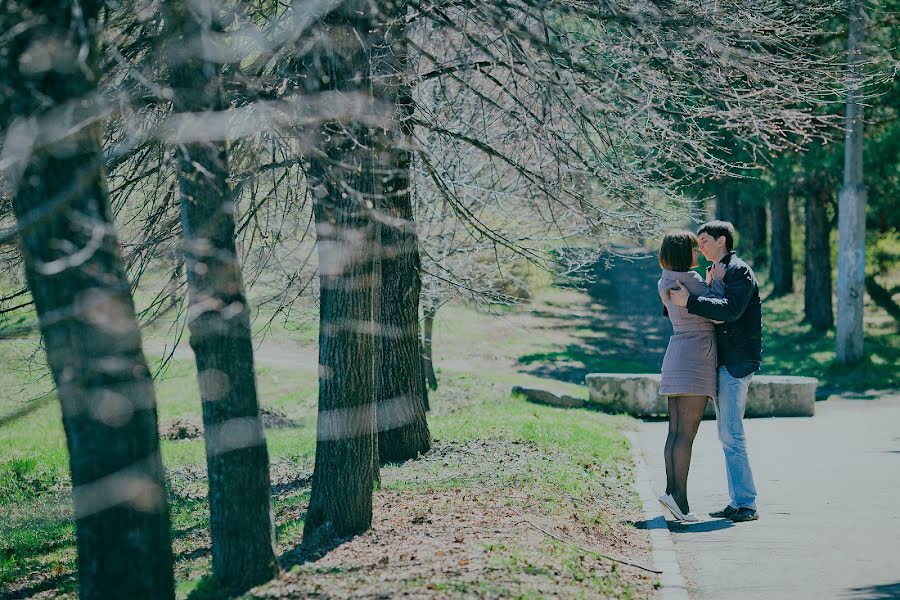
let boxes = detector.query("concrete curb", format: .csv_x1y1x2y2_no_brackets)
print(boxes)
589,374,817,418
625,431,689,600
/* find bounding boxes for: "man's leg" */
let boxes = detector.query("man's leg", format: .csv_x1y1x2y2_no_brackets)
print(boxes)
712,390,736,508
714,367,758,510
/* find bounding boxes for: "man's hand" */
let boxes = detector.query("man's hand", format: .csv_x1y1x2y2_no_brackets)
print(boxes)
669,282,690,307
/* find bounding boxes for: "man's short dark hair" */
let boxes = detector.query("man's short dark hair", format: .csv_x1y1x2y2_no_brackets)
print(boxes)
697,220,735,252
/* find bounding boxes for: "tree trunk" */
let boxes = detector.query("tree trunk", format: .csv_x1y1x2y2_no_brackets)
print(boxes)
770,192,794,295
836,0,867,363
300,2,381,547
375,172,431,463
750,203,768,267
167,3,279,592
422,307,438,391
419,340,431,412
804,181,833,330
373,6,431,465
736,198,753,251
3,4,175,598
715,183,738,224
304,150,379,545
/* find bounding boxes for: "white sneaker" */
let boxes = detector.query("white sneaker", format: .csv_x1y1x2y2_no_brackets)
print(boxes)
659,494,700,522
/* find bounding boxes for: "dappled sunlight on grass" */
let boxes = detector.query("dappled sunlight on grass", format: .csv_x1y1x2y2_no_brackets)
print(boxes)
760,291,898,391
476,258,899,393
0,342,648,598
1,255,895,596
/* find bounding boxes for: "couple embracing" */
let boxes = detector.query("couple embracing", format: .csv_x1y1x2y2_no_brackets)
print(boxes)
656,220,762,524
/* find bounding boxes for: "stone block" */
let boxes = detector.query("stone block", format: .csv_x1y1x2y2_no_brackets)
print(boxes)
584,373,817,418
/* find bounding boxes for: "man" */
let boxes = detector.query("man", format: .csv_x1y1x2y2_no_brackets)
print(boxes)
669,220,762,523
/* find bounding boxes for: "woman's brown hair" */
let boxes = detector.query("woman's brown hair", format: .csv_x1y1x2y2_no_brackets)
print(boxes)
658,231,698,272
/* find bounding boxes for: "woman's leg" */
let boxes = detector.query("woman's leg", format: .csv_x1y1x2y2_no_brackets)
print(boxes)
664,397,678,495
670,395,709,514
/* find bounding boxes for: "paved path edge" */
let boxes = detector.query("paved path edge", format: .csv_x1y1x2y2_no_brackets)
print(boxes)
625,431,689,600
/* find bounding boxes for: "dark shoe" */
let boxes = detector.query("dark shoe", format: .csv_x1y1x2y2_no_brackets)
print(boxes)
709,505,738,519
729,507,759,522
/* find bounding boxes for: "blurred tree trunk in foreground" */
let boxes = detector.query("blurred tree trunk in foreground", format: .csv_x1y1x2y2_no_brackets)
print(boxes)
166,1,279,592
1,2,175,597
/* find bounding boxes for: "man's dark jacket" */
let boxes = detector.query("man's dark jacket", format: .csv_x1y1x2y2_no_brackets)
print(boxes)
686,251,762,375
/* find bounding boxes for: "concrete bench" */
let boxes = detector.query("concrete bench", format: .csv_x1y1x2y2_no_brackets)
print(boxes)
584,373,817,418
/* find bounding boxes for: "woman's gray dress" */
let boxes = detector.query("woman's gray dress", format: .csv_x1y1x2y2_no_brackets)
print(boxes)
657,269,723,399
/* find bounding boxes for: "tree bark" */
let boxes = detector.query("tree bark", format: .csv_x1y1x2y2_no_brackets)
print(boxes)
804,180,833,330
375,174,431,463
736,198,753,252
750,203,768,267
715,183,739,224
3,3,175,598
300,2,381,547
422,307,438,391
167,3,279,592
419,340,431,412
836,0,867,363
769,192,794,295
373,5,431,465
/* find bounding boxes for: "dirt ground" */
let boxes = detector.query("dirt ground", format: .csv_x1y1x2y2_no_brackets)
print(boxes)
247,439,657,600
2,282,659,599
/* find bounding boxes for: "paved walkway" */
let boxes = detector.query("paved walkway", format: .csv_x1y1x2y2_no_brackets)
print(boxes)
636,393,900,600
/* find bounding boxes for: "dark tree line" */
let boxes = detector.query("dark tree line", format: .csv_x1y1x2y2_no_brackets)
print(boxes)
706,0,898,341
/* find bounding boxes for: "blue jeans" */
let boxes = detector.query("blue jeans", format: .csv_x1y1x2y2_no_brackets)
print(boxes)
713,367,758,509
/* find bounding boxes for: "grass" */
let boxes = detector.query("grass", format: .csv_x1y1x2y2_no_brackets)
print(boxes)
1,244,895,596
760,288,899,392
0,296,647,599
0,374,643,597
502,256,899,393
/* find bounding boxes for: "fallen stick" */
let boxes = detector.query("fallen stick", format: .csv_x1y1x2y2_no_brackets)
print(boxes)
515,511,662,575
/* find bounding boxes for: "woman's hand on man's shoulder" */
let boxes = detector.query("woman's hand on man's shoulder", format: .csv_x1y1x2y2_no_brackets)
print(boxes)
709,262,727,280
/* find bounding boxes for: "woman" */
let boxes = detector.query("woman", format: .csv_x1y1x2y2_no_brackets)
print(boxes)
657,231,724,522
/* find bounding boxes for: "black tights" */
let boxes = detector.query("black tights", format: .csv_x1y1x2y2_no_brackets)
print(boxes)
664,395,708,514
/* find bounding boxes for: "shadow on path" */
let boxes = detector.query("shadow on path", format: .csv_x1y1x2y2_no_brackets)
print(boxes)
631,516,668,530
667,519,734,534
632,516,734,534
518,247,670,384
843,582,900,600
